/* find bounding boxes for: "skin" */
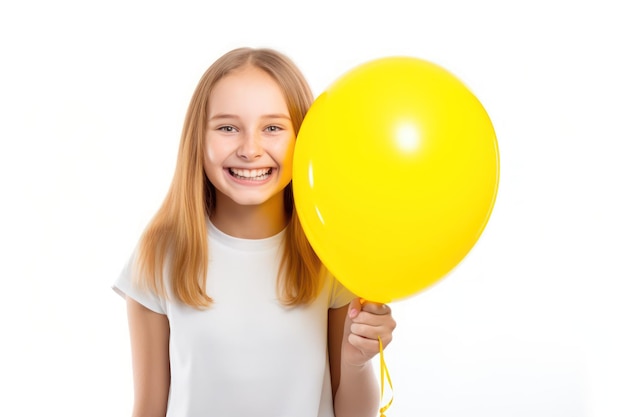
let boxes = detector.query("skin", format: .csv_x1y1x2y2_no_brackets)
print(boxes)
203,65,295,239
126,298,170,417
126,65,396,417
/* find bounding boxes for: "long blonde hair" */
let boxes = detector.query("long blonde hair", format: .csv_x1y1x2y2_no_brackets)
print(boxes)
135,48,321,308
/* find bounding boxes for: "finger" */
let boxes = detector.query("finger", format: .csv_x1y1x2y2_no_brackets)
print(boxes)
348,333,381,355
350,310,397,346
351,312,392,328
347,297,363,320
350,322,392,341
360,300,392,316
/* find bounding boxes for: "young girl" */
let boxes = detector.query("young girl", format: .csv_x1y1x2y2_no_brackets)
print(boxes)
114,47,396,417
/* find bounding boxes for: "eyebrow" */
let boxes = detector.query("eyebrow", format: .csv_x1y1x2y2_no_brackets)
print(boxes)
208,113,291,121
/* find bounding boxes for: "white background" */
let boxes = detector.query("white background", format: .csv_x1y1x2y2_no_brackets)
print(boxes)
1,0,624,416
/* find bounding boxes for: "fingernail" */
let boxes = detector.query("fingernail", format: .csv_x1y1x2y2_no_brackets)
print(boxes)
349,308,358,318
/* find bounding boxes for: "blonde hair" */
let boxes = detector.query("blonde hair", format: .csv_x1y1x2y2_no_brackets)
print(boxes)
134,48,321,308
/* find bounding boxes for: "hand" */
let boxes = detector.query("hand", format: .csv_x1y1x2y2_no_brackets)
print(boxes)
342,298,396,367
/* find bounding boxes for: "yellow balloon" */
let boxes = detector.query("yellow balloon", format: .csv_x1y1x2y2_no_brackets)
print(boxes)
293,57,499,303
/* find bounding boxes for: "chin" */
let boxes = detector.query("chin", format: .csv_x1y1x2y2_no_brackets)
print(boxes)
217,182,290,209
226,193,279,207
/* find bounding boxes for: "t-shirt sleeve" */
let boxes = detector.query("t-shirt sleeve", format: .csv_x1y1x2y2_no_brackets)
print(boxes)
328,272,357,309
113,253,167,315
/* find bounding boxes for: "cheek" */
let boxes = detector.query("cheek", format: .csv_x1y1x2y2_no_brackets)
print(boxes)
279,138,296,168
202,142,222,180
204,140,222,166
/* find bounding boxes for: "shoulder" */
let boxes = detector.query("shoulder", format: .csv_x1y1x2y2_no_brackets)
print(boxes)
323,268,356,309
113,250,168,315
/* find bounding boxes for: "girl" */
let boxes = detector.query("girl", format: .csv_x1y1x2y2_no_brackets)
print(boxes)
114,47,396,417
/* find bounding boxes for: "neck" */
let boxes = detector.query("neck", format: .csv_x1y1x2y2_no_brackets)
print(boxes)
210,194,288,239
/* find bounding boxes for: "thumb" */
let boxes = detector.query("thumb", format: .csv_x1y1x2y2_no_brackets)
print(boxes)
343,298,362,338
346,297,363,322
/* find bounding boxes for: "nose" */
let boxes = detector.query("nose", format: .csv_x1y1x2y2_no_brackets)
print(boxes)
237,131,262,160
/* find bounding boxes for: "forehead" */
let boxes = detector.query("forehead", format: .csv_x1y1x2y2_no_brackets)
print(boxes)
209,66,288,115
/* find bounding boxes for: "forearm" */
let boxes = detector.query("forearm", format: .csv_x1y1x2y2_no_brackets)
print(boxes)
333,359,379,417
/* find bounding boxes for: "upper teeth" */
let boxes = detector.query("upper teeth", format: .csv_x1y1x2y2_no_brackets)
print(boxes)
230,168,271,179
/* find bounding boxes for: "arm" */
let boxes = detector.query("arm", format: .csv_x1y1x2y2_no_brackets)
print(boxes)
329,298,396,417
126,297,170,417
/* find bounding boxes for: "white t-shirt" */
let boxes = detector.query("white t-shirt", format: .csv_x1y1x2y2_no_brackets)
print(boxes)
114,222,354,417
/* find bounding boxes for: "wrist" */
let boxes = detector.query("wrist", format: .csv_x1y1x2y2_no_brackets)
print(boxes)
341,358,371,373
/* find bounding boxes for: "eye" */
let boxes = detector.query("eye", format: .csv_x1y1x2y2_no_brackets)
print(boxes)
265,125,282,133
218,125,237,133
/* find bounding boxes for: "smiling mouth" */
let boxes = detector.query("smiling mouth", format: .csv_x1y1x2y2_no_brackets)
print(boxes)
228,168,273,181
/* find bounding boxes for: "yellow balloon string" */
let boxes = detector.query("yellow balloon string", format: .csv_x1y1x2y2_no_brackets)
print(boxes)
378,336,393,417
